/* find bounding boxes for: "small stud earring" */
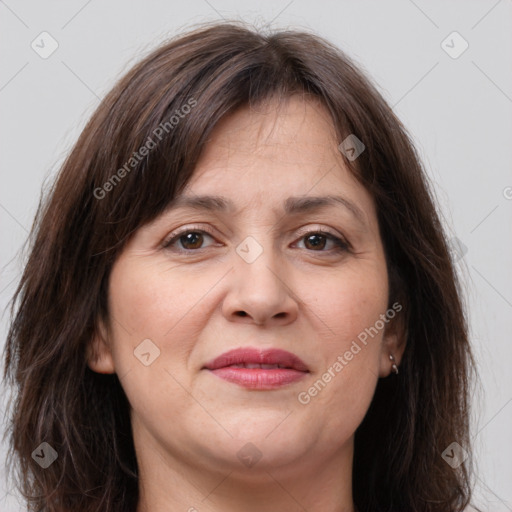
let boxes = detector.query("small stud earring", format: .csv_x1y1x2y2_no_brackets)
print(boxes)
389,354,399,375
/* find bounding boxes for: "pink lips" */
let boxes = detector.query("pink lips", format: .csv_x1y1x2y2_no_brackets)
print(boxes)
203,348,309,390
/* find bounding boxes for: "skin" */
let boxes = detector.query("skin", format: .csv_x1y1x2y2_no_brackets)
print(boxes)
88,95,405,512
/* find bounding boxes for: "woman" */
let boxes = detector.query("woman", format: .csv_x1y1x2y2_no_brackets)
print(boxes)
4,21,477,512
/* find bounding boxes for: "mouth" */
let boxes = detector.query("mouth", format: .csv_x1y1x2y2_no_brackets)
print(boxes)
203,347,309,390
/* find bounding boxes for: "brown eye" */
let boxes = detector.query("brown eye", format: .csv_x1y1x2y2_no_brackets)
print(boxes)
163,230,216,251
296,231,349,253
304,233,328,250
179,232,204,250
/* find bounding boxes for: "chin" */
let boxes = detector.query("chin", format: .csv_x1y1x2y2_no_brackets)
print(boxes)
210,408,299,440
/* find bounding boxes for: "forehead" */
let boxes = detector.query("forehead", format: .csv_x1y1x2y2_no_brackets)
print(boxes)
196,95,339,164
177,96,375,222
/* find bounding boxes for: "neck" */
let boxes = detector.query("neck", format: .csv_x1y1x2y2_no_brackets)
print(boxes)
134,430,356,512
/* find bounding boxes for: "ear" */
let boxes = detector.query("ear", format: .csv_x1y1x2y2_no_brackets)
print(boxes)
86,318,115,374
378,302,407,378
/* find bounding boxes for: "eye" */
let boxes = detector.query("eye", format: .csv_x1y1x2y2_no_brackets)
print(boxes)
294,230,349,253
163,228,217,252
162,227,350,254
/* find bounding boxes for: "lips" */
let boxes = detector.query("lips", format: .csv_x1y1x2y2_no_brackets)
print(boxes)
203,348,309,390
203,348,309,372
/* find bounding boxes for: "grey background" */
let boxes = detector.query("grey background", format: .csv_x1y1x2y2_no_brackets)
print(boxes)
1,1,511,510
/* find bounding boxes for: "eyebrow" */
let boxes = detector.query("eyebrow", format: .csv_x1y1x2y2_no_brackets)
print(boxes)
166,194,366,225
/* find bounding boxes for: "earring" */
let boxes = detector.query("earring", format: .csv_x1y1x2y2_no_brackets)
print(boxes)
389,354,399,375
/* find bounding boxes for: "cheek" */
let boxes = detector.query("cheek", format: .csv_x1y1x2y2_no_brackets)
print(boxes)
105,259,209,418
297,265,387,428
106,257,225,379
108,257,213,337
306,263,389,349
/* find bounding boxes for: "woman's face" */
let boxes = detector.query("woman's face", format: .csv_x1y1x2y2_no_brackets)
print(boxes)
89,96,402,476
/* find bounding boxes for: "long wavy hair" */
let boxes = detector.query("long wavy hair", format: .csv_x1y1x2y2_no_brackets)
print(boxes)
3,21,476,512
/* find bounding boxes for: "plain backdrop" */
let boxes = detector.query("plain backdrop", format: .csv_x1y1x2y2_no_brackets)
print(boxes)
1,1,511,511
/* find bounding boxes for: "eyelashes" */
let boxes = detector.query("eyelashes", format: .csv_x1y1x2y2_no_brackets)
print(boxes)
162,226,350,255
163,229,217,252
297,230,350,252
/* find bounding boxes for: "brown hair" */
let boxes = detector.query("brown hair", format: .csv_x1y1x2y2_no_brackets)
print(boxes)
4,20,476,512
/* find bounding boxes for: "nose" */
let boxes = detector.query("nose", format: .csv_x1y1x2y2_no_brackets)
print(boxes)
221,242,299,327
